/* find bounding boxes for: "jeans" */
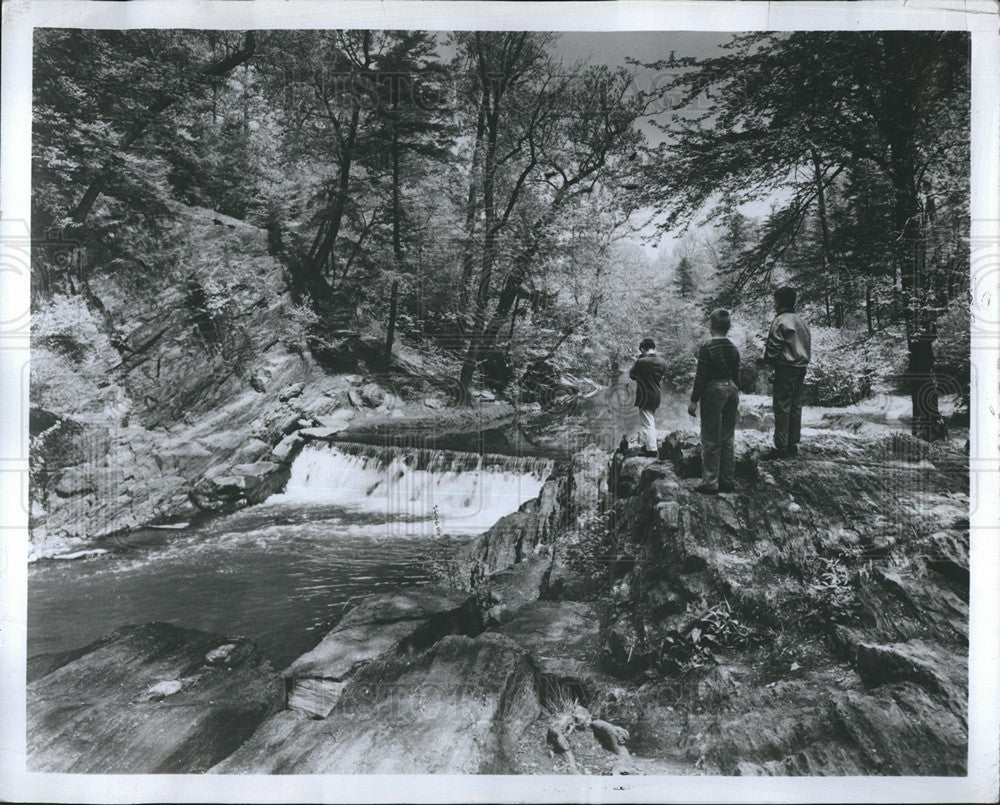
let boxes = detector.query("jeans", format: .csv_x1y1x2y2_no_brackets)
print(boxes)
700,379,738,489
773,365,806,450
637,408,658,452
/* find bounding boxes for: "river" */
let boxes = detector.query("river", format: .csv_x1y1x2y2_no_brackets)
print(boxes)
28,442,554,669
27,382,722,669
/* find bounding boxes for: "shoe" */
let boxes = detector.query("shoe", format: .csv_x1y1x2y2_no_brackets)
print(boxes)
787,445,799,456
718,482,735,493
694,484,718,495
759,448,790,460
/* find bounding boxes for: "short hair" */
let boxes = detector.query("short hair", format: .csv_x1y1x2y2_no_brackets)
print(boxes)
709,308,731,334
639,337,655,352
774,286,796,309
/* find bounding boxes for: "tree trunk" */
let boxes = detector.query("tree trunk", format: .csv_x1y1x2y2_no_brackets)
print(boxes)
458,100,500,404
865,283,874,335
459,101,487,312
384,280,399,368
306,103,362,308
884,34,943,440
385,112,403,369
811,147,845,327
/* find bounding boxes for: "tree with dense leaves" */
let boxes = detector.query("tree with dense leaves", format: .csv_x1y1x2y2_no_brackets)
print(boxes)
452,34,654,401
637,31,969,439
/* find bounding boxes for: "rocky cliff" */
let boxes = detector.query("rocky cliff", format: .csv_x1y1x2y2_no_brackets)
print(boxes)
29,204,518,561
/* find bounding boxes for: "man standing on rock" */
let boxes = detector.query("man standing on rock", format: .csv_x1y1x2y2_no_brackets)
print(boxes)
761,286,811,460
629,338,669,457
688,309,740,495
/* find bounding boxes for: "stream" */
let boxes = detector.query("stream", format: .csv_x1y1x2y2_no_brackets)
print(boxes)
28,442,553,669
27,385,759,669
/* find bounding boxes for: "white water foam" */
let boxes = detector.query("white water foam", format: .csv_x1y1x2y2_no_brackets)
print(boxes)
266,442,555,534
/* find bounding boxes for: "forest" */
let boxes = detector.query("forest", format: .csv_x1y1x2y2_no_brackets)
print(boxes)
25,28,976,778
32,29,970,437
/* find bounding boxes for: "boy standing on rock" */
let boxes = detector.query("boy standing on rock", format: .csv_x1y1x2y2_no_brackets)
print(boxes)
688,309,740,495
629,338,669,457
761,286,811,460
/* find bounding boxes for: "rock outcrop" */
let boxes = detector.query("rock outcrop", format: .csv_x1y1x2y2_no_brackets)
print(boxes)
496,600,614,702
27,623,284,773
456,445,607,586
282,587,481,718
213,633,541,774
600,430,968,775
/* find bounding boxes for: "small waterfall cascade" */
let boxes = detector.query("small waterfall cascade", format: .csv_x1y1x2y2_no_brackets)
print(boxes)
266,441,555,534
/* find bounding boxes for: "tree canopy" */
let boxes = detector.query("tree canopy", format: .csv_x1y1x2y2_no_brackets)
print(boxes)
32,30,970,436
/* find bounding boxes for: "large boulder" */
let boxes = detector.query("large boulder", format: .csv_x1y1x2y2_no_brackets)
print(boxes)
52,466,97,497
213,633,541,774
359,382,386,407
282,588,481,718
190,460,289,512
27,623,283,773
478,552,553,625
155,441,216,476
496,600,614,702
609,455,658,500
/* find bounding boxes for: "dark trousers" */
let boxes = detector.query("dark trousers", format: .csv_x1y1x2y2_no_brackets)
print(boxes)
700,379,738,489
772,365,806,450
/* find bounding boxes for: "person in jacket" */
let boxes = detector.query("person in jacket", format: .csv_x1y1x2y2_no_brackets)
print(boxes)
762,286,811,459
629,338,669,456
687,309,740,494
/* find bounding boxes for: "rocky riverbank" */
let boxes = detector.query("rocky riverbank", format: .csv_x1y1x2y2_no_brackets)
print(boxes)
28,204,527,563
29,385,519,562
27,418,969,775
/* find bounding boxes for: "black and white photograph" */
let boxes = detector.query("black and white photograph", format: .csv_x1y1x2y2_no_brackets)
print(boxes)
1,1,998,801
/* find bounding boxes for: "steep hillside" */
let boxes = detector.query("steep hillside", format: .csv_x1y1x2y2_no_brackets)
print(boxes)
28,206,490,560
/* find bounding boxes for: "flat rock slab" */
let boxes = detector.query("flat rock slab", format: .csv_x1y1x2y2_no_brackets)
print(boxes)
283,587,480,683
27,622,284,773
496,600,613,700
213,634,541,774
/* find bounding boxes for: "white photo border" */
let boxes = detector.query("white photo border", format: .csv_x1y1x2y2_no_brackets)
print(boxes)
2,2,997,802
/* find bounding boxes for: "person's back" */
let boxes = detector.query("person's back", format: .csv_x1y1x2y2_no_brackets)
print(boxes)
762,286,811,459
629,338,668,456
767,311,811,367
688,310,740,494
630,353,669,410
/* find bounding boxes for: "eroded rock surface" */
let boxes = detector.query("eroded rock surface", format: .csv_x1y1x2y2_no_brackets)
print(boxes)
496,600,614,702
457,446,606,585
213,633,541,774
282,587,481,717
603,431,968,775
27,623,283,773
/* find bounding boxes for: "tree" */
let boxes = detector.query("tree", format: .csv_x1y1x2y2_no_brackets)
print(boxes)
637,32,969,439
68,32,258,228
453,42,652,401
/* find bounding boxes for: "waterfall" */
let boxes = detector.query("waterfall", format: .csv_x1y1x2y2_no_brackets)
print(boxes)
266,442,555,534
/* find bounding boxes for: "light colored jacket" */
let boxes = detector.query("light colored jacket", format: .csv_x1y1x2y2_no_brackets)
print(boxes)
764,311,811,367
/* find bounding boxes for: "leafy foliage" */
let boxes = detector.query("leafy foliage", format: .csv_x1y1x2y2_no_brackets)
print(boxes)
635,32,970,435
31,30,970,426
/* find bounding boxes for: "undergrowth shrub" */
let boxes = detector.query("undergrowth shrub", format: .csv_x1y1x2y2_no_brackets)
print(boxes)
31,294,127,416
